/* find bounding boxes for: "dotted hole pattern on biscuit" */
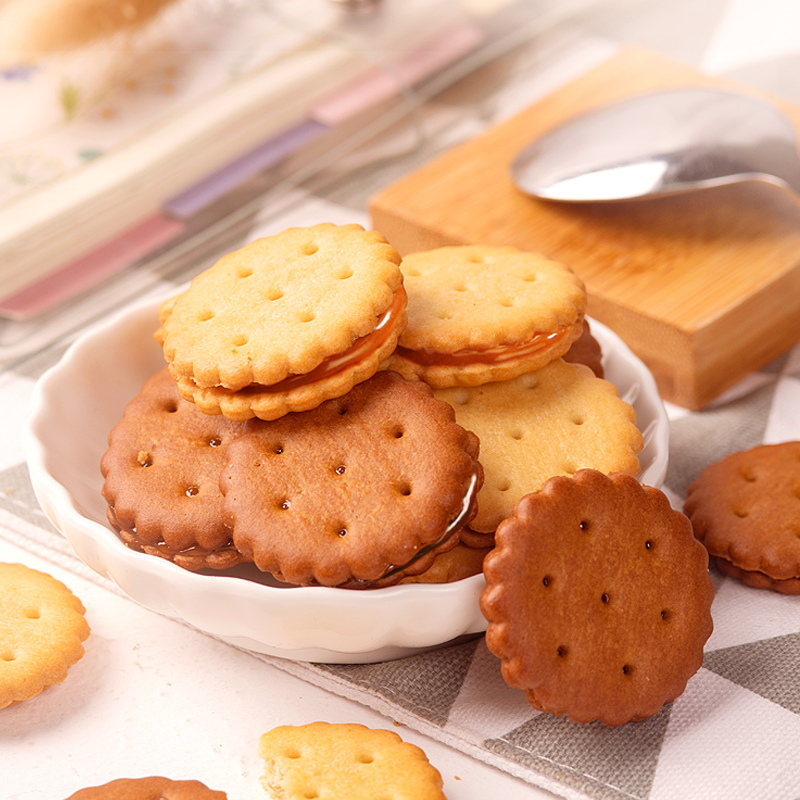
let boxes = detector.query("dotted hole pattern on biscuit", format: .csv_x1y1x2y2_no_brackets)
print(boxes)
198,309,215,322
266,287,285,301
235,265,253,279
1,649,15,662
301,242,319,256
298,310,316,323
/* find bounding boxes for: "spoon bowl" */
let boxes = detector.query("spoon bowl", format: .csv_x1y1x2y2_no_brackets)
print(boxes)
511,87,800,202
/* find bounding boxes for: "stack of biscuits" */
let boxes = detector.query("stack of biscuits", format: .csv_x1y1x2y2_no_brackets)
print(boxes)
101,222,640,587
100,221,717,726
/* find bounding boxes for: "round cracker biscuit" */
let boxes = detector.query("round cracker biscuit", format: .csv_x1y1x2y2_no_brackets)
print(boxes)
684,441,800,592
101,369,249,571
221,370,482,586
434,359,643,533
387,245,586,387
259,722,446,800
158,223,406,420
0,563,90,709
481,470,714,726
65,776,227,799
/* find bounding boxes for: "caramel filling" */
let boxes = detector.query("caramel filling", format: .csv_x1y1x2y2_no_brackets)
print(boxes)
341,468,481,589
219,286,406,396
395,325,569,368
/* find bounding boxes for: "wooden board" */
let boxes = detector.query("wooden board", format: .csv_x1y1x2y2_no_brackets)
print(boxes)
369,48,800,409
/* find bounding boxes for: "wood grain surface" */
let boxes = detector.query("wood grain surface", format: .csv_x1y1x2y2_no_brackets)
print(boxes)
369,48,800,409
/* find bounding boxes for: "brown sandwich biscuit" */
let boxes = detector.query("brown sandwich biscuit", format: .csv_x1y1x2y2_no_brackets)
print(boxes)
562,318,604,378
101,368,249,571
157,223,406,421
386,244,586,388
64,776,227,799
481,470,714,726
221,370,482,587
684,441,800,594
0,563,90,709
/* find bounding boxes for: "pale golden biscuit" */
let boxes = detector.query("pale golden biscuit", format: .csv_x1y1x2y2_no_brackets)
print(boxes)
157,223,406,421
481,470,715,727
101,369,250,571
222,371,482,587
398,542,491,584
0,0,178,62
0,563,90,710
65,776,227,799
258,722,447,800
684,441,800,594
435,359,643,533
387,244,586,388
458,526,495,549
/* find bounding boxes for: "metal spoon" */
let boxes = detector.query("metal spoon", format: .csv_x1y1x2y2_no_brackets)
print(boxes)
511,87,800,202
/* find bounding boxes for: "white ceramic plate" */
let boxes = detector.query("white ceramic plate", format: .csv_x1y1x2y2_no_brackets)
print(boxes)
25,292,669,663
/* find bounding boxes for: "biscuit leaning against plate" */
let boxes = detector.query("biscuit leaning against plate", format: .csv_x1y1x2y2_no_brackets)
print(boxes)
258,722,446,800
684,441,800,594
221,370,482,587
481,470,715,727
0,563,90,710
386,244,586,388
101,368,250,571
435,358,643,533
65,776,227,799
157,223,407,421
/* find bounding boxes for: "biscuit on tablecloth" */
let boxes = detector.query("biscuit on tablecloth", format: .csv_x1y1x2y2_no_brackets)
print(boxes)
101,368,249,571
222,370,482,587
386,244,585,388
157,223,406,421
64,776,227,799
481,470,715,726
435,359,643,533
258,722,446,800
685,441,800,594
0,563,90,710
